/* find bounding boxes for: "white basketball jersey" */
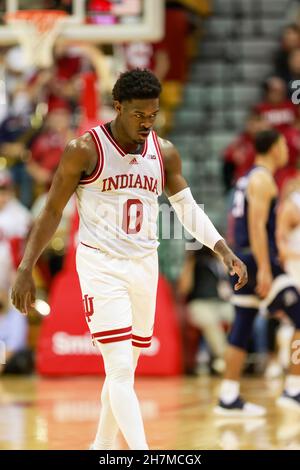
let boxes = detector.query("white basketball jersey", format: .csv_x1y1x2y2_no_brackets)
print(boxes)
75,124,165,259
287,191,300,254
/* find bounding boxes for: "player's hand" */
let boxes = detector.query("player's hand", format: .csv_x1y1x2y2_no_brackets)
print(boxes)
11,268,36,315
222,253,248,291
256,267,273,299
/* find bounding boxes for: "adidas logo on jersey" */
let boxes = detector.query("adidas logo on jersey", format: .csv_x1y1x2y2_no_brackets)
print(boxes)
129,157,139,165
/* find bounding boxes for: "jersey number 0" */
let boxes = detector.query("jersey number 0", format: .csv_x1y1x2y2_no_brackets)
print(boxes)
122,199,143,234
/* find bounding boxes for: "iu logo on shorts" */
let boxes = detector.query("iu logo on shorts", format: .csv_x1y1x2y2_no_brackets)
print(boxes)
83,295,94,322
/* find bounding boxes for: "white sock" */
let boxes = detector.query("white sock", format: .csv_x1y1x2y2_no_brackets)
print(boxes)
219,380,240,404
98,341,148,450
285,375,300,396
93,379,118,450
93,347,141,450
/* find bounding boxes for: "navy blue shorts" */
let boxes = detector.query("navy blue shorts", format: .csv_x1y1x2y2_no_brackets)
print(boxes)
228,252,300,349
230,252,284,298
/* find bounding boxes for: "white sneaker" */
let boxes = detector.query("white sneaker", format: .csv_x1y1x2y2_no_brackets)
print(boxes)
276,391,300,411
214,396,266,417
264,361,283,379
89,440,119,450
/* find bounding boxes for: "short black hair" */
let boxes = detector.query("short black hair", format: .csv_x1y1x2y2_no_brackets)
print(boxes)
255,129,281,154
112,69,162,102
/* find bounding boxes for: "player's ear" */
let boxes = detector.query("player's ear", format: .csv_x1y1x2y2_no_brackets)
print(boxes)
113,100,122,115
270,141,276,159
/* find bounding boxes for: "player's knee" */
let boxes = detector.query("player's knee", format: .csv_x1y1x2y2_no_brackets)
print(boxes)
105,354,134,383
273,287,300,329
194,308,218,328
189,305,217,329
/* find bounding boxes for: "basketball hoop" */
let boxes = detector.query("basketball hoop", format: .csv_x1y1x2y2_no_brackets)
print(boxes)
5,10,71,68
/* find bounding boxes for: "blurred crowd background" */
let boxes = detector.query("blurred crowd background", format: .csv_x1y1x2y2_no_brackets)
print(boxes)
1,0,300,379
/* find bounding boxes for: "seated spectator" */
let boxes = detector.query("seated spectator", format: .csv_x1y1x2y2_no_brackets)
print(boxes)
222,113,269,192
27,104,74,190
4,46,36,118
254,77,300,189
0,113,37,208
274,121,300,190
31,193,76,284
254,77,298,132
0,286,33,375
275,24,300,83
117,41,170,82
33,41,113,115
0,236,33,375
285,48,300,97
0,170,32,268
178,245,233,374
42,41,83,112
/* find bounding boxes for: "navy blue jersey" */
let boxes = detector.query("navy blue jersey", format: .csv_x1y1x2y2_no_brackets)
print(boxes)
230,167,278,260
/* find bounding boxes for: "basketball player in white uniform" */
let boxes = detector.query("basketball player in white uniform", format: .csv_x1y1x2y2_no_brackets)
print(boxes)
11,69,247,450
277,181,300,288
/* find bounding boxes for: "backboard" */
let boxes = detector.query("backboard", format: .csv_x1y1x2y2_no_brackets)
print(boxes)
0,0,164,44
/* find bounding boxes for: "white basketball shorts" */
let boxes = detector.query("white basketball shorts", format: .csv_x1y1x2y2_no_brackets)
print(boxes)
285,259,300,290
76,242,159,348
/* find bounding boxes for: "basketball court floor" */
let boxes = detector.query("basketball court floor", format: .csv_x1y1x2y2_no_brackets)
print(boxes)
1,375,299,450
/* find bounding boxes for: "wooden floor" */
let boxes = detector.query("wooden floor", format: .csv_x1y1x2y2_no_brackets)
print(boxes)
0,375,300,450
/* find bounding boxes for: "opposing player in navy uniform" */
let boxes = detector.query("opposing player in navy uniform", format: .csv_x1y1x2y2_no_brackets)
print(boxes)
215,129,300,416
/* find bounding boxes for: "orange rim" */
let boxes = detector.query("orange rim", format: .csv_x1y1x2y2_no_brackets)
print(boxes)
5,10,68,32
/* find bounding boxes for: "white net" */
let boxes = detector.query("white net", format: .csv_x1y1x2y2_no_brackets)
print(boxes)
6,10,70,68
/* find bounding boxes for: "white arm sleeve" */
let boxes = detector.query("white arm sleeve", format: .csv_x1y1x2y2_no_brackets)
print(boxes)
168,187,223,251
